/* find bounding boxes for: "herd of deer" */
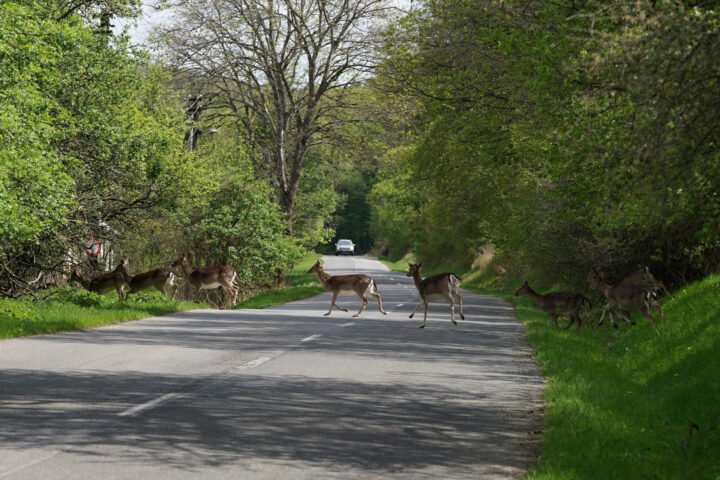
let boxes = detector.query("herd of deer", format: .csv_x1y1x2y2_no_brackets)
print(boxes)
70,253,240,309
69,254,669,330
515,266,670,330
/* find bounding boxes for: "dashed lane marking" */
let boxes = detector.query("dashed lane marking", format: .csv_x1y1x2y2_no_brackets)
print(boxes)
300,334,322,343
118,393,182,417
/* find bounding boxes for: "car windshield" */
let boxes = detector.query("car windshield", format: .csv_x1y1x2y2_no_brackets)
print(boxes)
337,240,353,246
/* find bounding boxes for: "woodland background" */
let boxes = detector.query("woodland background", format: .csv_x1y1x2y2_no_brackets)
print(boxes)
2,0,719,297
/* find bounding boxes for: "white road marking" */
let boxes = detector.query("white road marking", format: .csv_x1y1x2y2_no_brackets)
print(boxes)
239,356,275,369
118,393,182,417
0,451,59,478
119,353,286,418
339,322,354,327
300,334,322,343
397,304,405,308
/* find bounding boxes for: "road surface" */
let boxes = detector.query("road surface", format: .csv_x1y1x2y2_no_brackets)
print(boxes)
0,256,543,479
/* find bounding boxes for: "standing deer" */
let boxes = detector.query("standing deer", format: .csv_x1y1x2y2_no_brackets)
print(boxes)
307,260,386,317
406,263,464,329
514,281,591,330
587,268,663,328
117,258,179,300
171,253,239,309
69,262,129,300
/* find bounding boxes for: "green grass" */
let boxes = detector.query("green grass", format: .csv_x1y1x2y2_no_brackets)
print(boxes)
378,253,413,273
464,274,720,479
0,289,199,339
234,253,325,309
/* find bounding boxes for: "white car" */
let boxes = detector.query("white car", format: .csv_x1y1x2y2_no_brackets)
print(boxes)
335,239,355,256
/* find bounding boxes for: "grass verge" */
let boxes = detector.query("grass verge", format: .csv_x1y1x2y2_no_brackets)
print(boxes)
0,290,199,339
377,253,413,273
234,253,325,309
463,274,720,479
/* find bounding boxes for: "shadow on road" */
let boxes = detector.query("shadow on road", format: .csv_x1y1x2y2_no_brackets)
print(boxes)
0,368,539,475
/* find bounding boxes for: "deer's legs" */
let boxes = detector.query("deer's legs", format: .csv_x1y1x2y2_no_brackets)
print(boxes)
353,293,368,317
419,299,429,328
640,309,657,328
326,292,347,316
409,302,422,318
598,304,615,328
653,304,663,321
370,292,386,314
454,291,464,320
220,286,233,310
231,278,240,306
564,312,582,330
229,284,239,306
615,309,635,326
445,294,457,325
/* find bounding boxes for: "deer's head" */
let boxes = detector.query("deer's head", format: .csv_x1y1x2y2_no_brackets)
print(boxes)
406,263,423,278
171,253,188,269
307,260,323,275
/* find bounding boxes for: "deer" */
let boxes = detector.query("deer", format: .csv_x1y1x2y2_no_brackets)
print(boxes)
406,263,464,329
307,260,386,317
514,281,591,330
117,258,179,300
69,262,129,300
171,253,239,309
586,268,663,329
613,265,672,297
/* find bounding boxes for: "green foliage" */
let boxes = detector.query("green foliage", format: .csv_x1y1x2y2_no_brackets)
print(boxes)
0,3,76,248
368,146,420,257
293,150,341,249
372,0,720,288
163,140,303,291
234,253,324,309
0,1,191,295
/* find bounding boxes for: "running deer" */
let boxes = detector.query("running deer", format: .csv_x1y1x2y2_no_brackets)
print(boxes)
117,258,179,300
307,260,386,317
171,253,239,309
587,268,663,328
70,262,129,300
514,281,591,330
406,263,464,329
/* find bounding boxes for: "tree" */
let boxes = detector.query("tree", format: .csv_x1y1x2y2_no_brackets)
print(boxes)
0,1,192,296
158,0,392,227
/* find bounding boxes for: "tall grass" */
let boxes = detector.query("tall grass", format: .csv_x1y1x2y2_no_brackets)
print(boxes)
0,289,199,339
465,274,720,479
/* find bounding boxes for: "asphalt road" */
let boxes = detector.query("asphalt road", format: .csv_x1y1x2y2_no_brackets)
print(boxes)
0,256,543,479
